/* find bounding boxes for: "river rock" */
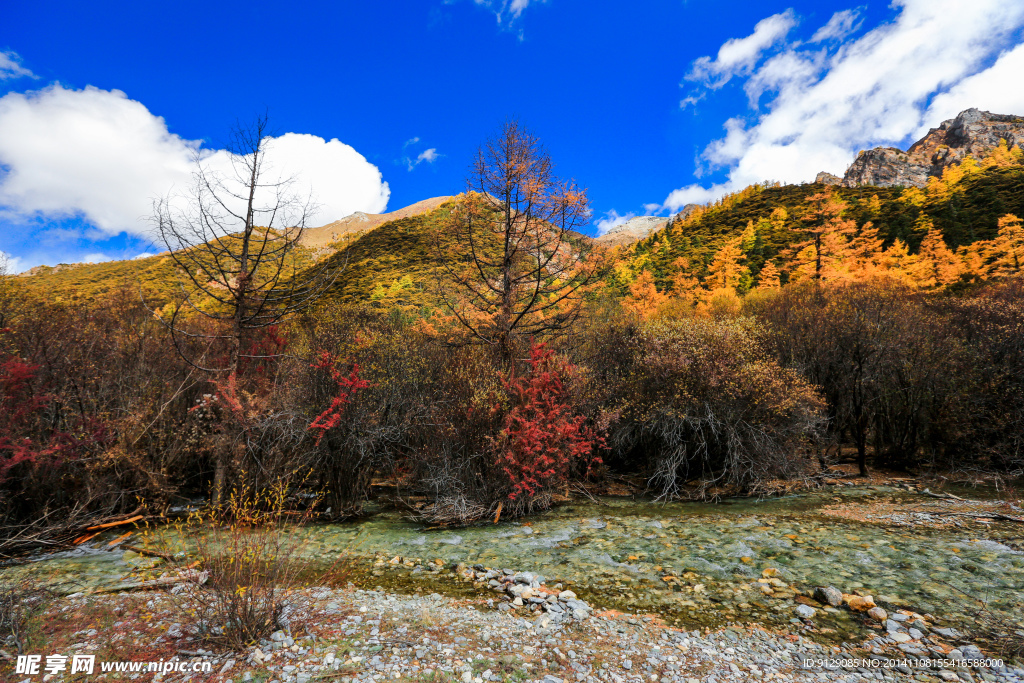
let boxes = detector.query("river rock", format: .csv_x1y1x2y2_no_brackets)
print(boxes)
933,627,963,639
890,632,912,643
558,590,577,601
867,607,887,622
813,586,843,607
845,594,875,612
794,604,816,619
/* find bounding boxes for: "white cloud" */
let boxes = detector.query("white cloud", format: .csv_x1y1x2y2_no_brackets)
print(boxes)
810,8,864,43
0,51,35,81
0,250,22,275
595,209,636,235
416,148,439,164
920,42,1024,133
685,10,797,90
0,84,390,237
662,0,1024,212
401,139,441,171
83,252,112,264
464,0,544,26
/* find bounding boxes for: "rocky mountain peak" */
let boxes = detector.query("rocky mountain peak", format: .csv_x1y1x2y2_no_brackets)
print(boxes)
839,108,1024,188
595,215,669,247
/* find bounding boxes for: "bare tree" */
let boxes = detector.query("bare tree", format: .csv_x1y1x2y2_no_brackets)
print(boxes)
149,113,336,502
435,119,599,364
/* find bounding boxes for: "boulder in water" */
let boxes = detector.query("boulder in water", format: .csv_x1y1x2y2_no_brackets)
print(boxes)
813,586,843,607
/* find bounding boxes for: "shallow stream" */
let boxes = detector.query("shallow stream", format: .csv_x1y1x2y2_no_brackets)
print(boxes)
7,485,1024,645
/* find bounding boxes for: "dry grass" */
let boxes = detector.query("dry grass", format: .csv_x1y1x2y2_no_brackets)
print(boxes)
151,480,326,651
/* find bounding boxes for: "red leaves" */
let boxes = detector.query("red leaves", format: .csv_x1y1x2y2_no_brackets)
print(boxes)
0,355,112,482
493,342,603,501
308,350,369,446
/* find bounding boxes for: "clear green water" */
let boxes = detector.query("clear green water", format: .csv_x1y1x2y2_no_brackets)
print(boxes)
6,486,1024,644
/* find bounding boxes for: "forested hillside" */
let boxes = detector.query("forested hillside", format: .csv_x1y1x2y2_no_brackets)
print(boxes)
614,146,1024,296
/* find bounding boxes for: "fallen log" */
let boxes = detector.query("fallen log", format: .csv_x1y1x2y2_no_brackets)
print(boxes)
71,532,100,545
86,515,144,531
106,532,133,547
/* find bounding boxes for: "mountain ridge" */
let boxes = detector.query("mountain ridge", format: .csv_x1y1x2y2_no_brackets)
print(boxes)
299,195,454,250
840,108,1024,188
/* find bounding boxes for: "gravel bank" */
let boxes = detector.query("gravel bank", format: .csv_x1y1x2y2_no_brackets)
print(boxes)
14,583,1022,683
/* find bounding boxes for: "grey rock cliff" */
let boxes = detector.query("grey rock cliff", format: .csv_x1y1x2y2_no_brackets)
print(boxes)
842,108,1024,188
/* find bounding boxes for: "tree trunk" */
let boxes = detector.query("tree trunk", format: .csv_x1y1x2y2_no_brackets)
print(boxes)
855,413,869,477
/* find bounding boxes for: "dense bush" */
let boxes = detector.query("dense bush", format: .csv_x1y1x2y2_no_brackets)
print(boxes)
584,316,826,499
0,288,200,537
939,280,1024,471
751,277,1024,474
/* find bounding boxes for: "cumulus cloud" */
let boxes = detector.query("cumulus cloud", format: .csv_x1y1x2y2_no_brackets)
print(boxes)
685,10,797,92
595,209,636,235
0,84,390,237
0,51,36,81
662,0,1024,212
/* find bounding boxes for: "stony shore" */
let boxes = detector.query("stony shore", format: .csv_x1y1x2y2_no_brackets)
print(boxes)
11,574,1022,683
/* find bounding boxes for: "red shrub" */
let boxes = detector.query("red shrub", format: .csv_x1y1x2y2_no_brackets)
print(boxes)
0,355,113,482
492,342,603,501
308,350,370,445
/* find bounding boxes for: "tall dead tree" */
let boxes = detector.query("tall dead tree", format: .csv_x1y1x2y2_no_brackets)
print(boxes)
150,114,336,503
436,119,599,365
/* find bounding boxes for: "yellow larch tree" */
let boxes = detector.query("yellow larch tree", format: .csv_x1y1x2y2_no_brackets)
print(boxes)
880,238,915,284
908,223,960,288
957,243,986,282
740,220,757,252
866,194,883,216
704,237,748,291
793,188,857,280
981,139,1023,169
757,260,781,289
983,214,1024,277
669,257,699,297
848,221,885,279
623,270,668,319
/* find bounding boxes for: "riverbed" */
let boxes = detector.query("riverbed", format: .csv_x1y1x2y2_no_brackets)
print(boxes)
6,485,1024,648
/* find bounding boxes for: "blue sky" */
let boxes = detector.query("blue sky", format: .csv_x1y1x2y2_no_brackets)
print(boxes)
2,0,1024,271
